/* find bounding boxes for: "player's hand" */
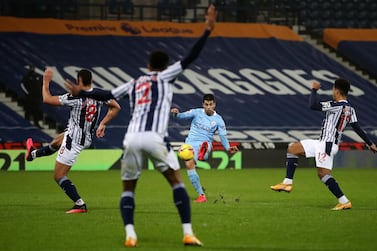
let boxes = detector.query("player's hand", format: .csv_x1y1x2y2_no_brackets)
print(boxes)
96,124,106,138
312,81,321,90
171,108,179,117
228,146,239,154
205,4,217,31
368,143,377,153
43,68,53,84
64,79,81,96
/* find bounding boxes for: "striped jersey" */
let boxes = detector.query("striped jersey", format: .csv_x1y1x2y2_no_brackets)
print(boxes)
175,108,230,150
111,61,184,137
59,93,104,147
319,100,357,144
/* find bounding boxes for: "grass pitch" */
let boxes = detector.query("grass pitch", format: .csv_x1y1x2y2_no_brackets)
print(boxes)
0,168,376,251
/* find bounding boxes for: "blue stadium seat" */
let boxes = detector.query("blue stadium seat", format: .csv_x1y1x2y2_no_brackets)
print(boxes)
0,102,52,143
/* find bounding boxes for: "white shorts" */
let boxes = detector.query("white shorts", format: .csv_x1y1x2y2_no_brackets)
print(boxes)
121,132,180,180
56,132,86,166
300,139,339,170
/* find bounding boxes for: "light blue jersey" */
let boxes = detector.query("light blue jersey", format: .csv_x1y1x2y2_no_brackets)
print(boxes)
175,108,230,160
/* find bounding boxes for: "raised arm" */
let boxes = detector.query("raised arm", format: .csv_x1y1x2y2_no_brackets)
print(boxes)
181,4,217,69
309,82,322,111
42,68,61,106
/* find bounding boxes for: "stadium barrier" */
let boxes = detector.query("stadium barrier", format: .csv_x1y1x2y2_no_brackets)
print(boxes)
1,141,375,171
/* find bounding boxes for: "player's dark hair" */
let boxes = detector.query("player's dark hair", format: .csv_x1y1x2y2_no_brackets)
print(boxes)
77,69,92,86
203,93,215,103
334,78,350,96
149,50,169,71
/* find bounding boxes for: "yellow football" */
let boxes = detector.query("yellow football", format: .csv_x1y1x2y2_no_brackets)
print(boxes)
177,143,194,160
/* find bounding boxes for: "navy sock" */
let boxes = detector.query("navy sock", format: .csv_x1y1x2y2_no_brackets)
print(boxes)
321,175,344,198
286,153,298,179
120,192,135,225
58,177,81,203
36,145,57,158
173,184,191,224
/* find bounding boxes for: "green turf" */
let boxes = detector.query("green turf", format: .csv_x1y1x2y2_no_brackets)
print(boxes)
0,168,376,251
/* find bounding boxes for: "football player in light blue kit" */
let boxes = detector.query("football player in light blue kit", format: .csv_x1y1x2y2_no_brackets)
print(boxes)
171,94,238,202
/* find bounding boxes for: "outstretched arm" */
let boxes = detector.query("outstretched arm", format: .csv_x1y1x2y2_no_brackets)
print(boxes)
65,79,133,101
350,122,377,153
65,79,115,101
181,4,217,69
171,108,196,120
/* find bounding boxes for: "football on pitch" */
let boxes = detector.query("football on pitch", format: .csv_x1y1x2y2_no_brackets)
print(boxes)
177,143,194,160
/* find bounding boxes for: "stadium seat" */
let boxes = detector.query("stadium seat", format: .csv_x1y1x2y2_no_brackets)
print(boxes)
108,0,134,15
157,0,187,21
0,102,52,143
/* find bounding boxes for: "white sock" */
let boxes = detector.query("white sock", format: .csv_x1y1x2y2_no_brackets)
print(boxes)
126,224,137,239
338,195,349,204
75,198,85,206
283,178,293,185
183,223,193,236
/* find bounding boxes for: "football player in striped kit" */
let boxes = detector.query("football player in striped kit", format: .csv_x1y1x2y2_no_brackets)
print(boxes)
66,4,217,247
171,94,238,203
271,79,377,210
42,68,120,213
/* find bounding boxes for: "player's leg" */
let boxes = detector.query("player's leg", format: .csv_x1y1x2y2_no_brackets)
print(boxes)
152,135,202,246
54,161,87,213
197,141,209,161
186,141,209,202
284,141,305,184
55,137,87,213
26,132,64,161
318,167,351,210
162,167,202,246
121,179,138,247
120,133,143,247
315,143,351,210
270,140,313,192
185,158,207,202
50,132,65,149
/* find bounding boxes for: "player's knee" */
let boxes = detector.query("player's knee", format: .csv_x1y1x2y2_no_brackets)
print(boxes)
50,141,60,149
287,142,297,153
317,167,330,179
163,168,181,186
287,142,304,155
185,159,195,170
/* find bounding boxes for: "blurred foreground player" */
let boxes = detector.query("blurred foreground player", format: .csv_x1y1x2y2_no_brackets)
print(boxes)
65,4,217,247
